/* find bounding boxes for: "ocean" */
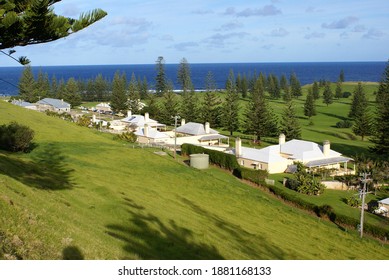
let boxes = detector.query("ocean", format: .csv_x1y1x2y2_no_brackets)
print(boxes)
0,61,386,96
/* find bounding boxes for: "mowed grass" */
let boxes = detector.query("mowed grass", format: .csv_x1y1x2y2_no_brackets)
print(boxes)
1,101,389,260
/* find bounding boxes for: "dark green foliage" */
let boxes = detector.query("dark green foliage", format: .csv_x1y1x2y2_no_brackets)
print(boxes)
0,0,106,64
335,120,353,128
142,93,160,120
280,101,301,140
289,73,302,98
180,91,199,123
304,89,316,119
339,69,345,82
335,80,343,99
290,162,325,195
233,167,268,183
76,115,91,127
181,144,239,171
322,82,333,106
312,81,320,100
245,78,278,141
204,71,217,92
200,91,221,127
18,65,37,102
64,77,82,107
155,56,167,96
110,71,128,114
345,196,361,208
371,61,389,156
343,91,352,98
352,109,372,141
128,73,141,114
114,132,137,143
349,82,368,119
177,57,193,93
159,84,179,125
0,122,34,152
222,70,240,136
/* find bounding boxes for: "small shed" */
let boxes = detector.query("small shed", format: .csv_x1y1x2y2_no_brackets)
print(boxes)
378,198,389,210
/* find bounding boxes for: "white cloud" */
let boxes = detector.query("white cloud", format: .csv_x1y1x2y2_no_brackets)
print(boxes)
204,32,250,48
363,28,385,39
304,32,325,39
322,16,359,29
216,20,244,31
236,5,282,17
171,42,199,51
269,28,289,37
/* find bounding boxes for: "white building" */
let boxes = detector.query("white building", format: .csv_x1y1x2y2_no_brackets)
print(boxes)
36,98,70,112
233,134,353,174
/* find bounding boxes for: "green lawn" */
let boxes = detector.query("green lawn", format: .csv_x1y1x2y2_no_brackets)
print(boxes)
1,100,388,260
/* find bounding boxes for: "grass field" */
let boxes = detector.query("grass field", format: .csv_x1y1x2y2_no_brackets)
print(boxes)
1,100,389,260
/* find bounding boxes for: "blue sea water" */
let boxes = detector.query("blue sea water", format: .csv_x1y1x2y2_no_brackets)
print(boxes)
0,61,386,96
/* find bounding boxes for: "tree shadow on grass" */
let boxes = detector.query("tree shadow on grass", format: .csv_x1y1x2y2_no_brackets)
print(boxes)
178,197,287,259
0,143,75,190
62,246,84,260
106,196,287,260
105,197,224,260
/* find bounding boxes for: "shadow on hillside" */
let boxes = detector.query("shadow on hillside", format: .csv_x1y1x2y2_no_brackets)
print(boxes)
0,143,75,190
305,128,350,140
105,197,224,260
62,246,84,260
178,197,287,259
320,112,349,121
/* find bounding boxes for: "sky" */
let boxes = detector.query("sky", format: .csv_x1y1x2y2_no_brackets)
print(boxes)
2,0,389,66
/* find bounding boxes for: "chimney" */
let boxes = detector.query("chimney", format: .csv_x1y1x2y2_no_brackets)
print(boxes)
144,124,149,137
92,114,96,122
127,110,132,118
181,118,186,126
144,112,149,123
205,122,210,134
279,133,286,145
235,137,242,157
323,140,330,156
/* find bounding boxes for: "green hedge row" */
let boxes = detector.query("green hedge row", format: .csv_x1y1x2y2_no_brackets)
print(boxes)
181,144,239,171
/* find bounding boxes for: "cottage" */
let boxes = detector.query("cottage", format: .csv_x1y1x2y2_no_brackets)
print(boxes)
95,102,112,113
121,112,166,130
233,134,353,174
11,100,37,110
36,98,70,112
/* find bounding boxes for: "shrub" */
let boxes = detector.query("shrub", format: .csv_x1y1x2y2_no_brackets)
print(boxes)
345,196,361,208
181,143,239,171
335,120,353,128
0,122,35,152
343,91,352,98
114,132,137,143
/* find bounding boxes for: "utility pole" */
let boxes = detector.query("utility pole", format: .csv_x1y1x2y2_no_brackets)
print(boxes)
173,115,180,159
359,172,370,238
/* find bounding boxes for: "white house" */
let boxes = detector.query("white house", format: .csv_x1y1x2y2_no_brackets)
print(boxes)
11,100,37,110
135,124,170,144
95,102,112,113
376,198,389,217
233,134,353,174
121,111,166,130
36,98,70,112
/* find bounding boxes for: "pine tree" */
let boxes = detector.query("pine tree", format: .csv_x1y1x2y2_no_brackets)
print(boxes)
304,89,316,119
110,71,128,114
280,101,301,140
339,69,345,82
64,78,81,107
144,93,160,120
280,74,289,93
290,73,302,98
155,56,167,96
245,78,278,141
222,70,240,136
353,109,372,141
35,70,50,99
201,91,221,127
335,80,343,99
94,74,109,101
370,60,389,156
19,65,36,102
159,83,179,125
1,0,106,64
177,57,193,93
312,81,320,100
128,73,140,114
205,71,216,92
180,90,199,123
348,82,368,119
322,82,333,106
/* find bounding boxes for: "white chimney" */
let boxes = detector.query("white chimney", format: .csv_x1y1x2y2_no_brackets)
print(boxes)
181,118,186,126
127,110,132,118
323,140,330,156
144,112,149,123
279,133,286,145
235,137,242,157
144,124,149,137
92,114,96,122
205,122,210,134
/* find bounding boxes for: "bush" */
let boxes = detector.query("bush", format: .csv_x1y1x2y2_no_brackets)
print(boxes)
0,122,35,152
345,196,361,208
343,91,352,98
181,143,239,170
335,120,353,128
114,132,137,143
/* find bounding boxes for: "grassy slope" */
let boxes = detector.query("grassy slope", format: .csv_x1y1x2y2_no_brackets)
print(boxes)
1,101,389,260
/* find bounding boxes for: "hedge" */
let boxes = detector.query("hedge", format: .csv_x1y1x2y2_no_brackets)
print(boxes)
181,143,239,171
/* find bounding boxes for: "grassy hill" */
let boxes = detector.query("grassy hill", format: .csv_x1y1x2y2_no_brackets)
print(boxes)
1,100,389,260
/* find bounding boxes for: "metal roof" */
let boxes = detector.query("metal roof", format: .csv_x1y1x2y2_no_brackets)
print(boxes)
198,134,228,141
305,156,353,168
379,198,389,205
176,122,218,135
37,98,70,108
